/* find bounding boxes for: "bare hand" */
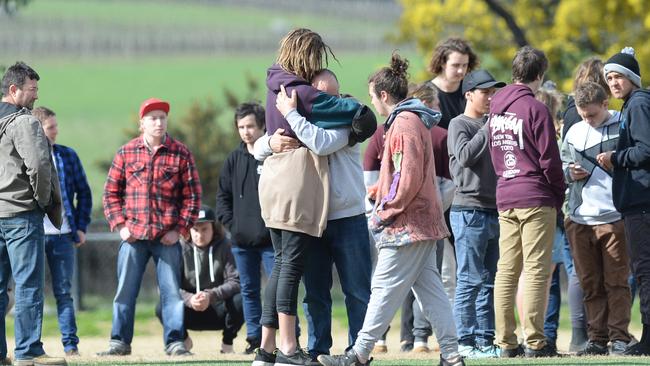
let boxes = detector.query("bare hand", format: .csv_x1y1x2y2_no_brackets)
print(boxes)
160,230,180,246
190,292,210,311
74,230,86,248
568,163,589,181
269,128,300,153
276,84,298,117
596,151,614,171
119,225,136,243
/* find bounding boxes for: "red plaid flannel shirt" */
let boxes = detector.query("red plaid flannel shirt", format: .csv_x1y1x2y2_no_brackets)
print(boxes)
103,135,201,240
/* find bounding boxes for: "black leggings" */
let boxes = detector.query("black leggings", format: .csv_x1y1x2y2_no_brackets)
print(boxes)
260,229,316,328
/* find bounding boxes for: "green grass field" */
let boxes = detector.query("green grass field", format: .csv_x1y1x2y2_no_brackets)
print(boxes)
0,0,420,211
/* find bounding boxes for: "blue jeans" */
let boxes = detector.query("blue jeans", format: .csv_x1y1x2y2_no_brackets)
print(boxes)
450,208,499,347
302,214,372,357
110,240,184,347
231,245,274,342
0,209,46,360
44,233,78,352
544,265,561,344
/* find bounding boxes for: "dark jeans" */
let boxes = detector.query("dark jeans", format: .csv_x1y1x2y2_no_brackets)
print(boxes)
261,229,315,328
544,265,561,344
302,215,372,357
231,245,274,342
625,213,650,324
156,293,244,344
44,233,79,352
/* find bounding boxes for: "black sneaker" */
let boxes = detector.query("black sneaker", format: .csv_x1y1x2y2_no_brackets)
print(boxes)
275,348,313,366
245,338,262,355
622,342,650,356
524,344,559,358
400,341,413,352
317,349,371,366
252,348,276,366
440,354,465,366
500,345,524,358
577,340,608,356
96,340,131,356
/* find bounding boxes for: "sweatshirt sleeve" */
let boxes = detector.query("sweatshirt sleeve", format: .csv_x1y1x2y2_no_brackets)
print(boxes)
560,134,575,183
206,246,240,304
613,99,650,168
309,92,361,129
9,117,53,210
253,134,272,161
284,109,348,155
376,120,425,223
448,119,489,168
533,107,566,209
215,153,234,230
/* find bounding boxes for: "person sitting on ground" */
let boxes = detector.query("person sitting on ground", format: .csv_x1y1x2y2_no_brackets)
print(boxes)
156,205,243,354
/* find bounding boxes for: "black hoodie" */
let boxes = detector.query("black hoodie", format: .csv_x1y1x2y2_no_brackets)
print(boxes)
216,142,271,248
611,88,650,215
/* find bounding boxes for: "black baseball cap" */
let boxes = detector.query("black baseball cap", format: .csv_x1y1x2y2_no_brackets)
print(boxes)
196,205,216,223
461,70,506,95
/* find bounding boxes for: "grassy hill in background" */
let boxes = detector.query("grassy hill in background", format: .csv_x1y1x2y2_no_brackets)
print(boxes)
0,0,419,214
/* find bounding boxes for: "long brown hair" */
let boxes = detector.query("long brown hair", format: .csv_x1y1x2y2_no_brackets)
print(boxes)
276,28,337,82
428,37,479,76
573,57,609,96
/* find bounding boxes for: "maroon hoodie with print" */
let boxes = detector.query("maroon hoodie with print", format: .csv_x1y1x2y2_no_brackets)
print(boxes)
487,84,565,211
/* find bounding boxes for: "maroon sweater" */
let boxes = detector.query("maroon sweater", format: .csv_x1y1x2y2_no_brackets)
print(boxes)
487,84,565,211
363,124,451,180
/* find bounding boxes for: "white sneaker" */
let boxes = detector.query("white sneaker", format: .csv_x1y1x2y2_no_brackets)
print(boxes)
221,343,234,354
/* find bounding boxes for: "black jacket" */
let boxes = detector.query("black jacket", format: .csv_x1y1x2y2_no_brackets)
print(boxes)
612,89,650,215
216,142,271,247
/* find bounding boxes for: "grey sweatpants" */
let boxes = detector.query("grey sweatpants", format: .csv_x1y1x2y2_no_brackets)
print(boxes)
353,240,459,359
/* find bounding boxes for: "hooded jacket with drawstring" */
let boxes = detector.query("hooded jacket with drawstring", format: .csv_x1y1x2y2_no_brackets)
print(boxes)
611,88,650,215
0,102,61,225
487,84,565,211
179,235,240,307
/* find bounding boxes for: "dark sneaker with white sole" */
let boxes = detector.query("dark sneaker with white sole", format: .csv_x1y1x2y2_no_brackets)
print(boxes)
577,340,608,356
609,339,628,355
440,354,465,366
275,348,313,366
252,348,276,366
500,345,524,358
96,340,131,356
524,344,559,358
622,342,650,356
317,349,372,366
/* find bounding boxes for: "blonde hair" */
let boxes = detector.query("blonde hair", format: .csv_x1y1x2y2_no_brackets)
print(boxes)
276,28,336,82
408,82,438,107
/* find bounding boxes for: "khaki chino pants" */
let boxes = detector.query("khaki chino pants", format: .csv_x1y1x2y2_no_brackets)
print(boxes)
494,206,556,350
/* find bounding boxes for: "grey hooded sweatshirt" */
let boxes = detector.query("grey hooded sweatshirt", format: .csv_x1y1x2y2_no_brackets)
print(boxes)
0,102,59,221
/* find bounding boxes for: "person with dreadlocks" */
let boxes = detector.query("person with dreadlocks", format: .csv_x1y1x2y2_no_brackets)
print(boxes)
253,28,363,366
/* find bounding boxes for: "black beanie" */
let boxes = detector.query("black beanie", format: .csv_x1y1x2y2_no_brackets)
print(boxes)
604,47,641,87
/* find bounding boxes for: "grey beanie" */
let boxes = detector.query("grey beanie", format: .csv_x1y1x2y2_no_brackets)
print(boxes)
604,47,641,88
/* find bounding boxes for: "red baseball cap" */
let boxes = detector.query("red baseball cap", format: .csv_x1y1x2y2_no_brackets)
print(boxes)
139,98,170,119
